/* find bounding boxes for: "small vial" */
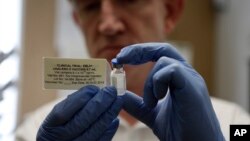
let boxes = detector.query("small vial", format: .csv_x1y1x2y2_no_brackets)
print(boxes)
110,59,126,95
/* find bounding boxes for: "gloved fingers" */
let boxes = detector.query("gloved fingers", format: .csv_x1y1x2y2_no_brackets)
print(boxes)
64,86,118,137
45,85,99,127
73,98,123,141
153,63,186,97
143,57,182,107
152,63,207,108
116,43,186,65
97,118,119,141
122,91,155,128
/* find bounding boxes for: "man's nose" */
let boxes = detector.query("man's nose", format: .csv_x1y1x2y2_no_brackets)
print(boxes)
98,1,125,36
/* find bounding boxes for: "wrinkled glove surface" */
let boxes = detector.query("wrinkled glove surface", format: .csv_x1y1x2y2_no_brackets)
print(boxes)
117,43,225,141
37,86,123,141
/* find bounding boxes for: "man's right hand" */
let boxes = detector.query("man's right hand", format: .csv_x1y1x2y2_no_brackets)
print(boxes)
36,85,123,141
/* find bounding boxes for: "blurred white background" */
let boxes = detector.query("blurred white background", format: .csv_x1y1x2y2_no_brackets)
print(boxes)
0,0,22,140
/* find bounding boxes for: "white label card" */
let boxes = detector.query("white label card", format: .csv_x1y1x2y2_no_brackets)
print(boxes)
43,58,111,90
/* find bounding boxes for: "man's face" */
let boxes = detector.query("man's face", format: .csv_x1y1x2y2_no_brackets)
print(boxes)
73,0,170,61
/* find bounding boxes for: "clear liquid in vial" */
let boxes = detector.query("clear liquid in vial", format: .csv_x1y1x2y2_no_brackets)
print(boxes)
110,59,126,95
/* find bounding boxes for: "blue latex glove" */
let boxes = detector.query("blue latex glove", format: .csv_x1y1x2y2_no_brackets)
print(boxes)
37,85,123,141
116,43,225,141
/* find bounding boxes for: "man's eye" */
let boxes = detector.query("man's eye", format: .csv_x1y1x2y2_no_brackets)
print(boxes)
82,2,101,12
117,0,144,7
121,0,140,4
123,0,135,2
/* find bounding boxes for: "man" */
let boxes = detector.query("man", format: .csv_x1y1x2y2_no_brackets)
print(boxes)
16,0,250,141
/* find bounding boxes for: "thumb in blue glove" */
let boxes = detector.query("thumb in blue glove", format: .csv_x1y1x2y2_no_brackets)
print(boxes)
37,85,123,141
117,43,225,141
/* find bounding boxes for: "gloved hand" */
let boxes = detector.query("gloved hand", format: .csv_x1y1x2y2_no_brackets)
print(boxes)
116,43,225,141
36,85,123,141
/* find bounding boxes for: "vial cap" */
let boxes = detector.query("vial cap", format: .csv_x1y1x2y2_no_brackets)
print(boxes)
111,58,123,68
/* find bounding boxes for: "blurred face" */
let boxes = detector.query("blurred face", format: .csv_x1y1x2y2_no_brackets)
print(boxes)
72,0,179,62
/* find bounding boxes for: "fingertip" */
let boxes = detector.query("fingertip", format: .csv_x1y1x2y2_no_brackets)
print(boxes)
79,85,100,94
116,53,126,64
121,91,140,103
116,47,125,61
121,91,145,111
106,86,117,93
116,96,124,105
116,45,139,64
111,96,124,113
102,86,117,98
112,118,119,129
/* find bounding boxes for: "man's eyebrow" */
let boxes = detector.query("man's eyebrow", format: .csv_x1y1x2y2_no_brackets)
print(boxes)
69,0,86,4
71,0,101,5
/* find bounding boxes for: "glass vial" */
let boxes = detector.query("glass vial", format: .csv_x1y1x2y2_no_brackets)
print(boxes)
110,59,126,95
